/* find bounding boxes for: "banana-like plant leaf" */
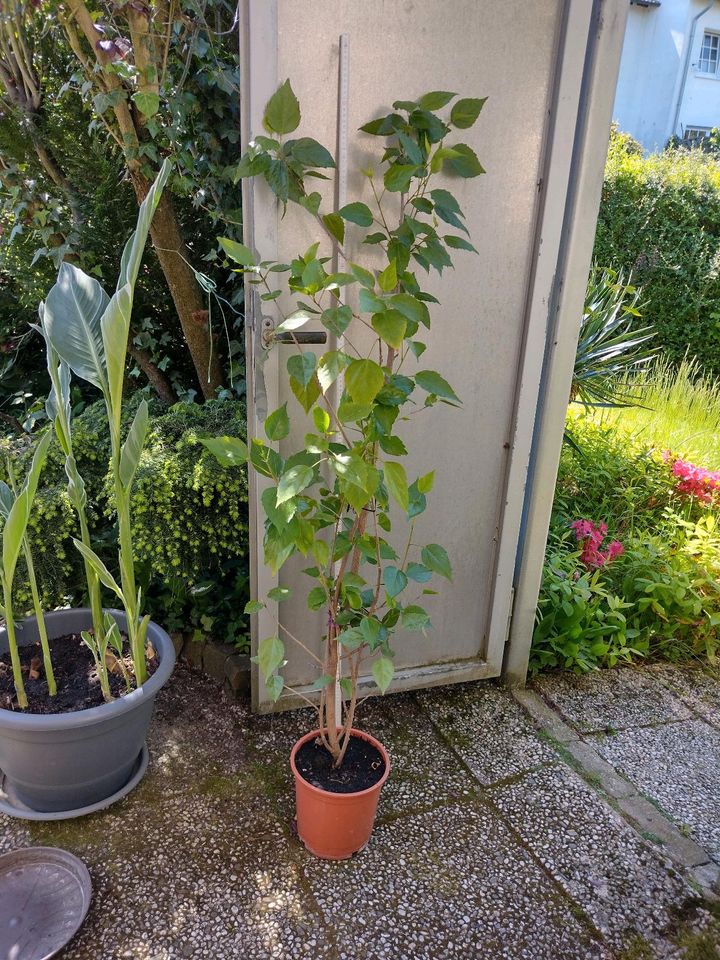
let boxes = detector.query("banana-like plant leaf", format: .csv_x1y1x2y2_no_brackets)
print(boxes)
43,262,110,393
117,158,172,291
72,538,125,601
119,399,149,489
1,430,52,583
0,481,12,520
101,284,133,423
1,490,29,586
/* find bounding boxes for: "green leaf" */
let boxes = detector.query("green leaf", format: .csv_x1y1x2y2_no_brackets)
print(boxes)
444,235,478,253
289,137,335,167
378,260,397,293
119,399,148,489
291,375,321,414
256,635,285,681
308,540,329,568
72,538,124,599
101,284,133,419
338,202,373,226
133,90,160,118
2,491,29,585
417,470,435,493
390,294,430,328
385,566,408,598
266,674,284,701
251,440,282,479
265,403,290,441
421,543,452,580
263,79,301,135
418,90,456,110
275,309,314,334
401,605,431,630
298,192,322,215
384,461,409,511
287,352,317,387
407,562,432,583
268,586,292,602
323,213,345,245
311,674,335,690
350,263,376,289
345,359,385,405
338,626,364,651
337,400,372,422
320,305,352,337
313,407,331,432
43,262,109,394
359,288,385,313
219,237,256,267
447,143,485,178
450,97,487,129
372,310,406,349
244,599,265,614
307,586,327,611
384,164,418,193
372,656,394,694
277,465,314,505
201,436,249,467
117,159,171,291
317,350,352,392
415,369,461,404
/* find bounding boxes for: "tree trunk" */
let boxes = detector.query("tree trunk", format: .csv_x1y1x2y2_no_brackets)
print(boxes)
131,174,224,400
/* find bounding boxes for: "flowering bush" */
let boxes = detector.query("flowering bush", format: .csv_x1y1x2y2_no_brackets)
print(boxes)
570,519,623,569
666,455,720,504
532,418,720,674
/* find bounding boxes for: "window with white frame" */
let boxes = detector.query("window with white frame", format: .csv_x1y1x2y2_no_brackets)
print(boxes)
685,126,711,142
699,31,720,74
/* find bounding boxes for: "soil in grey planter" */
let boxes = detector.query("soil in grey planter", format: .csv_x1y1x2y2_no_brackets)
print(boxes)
0,608,175,814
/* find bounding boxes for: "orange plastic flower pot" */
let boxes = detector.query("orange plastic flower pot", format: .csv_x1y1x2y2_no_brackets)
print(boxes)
290,728,390,860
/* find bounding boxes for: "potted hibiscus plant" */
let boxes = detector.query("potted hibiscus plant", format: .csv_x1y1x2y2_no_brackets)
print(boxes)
204,82,485,858
0,161,176,817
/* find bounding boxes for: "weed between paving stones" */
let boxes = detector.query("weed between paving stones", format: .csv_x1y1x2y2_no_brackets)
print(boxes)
0,633,158,714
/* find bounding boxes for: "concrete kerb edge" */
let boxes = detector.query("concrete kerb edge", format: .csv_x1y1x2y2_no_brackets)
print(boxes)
511,688,719,898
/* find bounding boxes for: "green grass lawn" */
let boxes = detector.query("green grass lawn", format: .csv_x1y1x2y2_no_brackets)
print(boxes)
577,358,720,468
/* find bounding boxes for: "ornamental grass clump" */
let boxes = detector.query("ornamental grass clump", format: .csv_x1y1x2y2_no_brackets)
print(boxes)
205,81,485,767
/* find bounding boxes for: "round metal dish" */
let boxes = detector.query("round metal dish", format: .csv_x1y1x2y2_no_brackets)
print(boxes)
0,846,91,960
0,743,148,822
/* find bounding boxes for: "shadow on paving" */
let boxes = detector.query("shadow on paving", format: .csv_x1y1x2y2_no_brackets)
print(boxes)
0,662,717,959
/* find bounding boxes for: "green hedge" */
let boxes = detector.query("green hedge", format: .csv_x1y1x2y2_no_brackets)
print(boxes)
0,399,250,648
594,129,720,374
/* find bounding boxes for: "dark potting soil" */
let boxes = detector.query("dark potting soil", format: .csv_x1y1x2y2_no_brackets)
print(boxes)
295,735,386,794
0,632,158,715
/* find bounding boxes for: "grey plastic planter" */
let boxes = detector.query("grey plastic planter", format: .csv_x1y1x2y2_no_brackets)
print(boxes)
0,608,175,813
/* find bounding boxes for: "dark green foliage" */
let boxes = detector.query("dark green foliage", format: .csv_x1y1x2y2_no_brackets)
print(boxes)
594,128,720,375
0,398,250,649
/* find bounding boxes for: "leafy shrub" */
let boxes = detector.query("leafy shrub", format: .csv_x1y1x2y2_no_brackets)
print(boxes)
0,398,250,648
594,128,720,374
532,417,720,673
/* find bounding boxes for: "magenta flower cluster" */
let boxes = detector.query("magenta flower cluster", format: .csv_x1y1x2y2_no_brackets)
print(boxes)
666,455,720,504
570,519,624,569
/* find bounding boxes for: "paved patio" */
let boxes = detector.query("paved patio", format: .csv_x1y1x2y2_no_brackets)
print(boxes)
2,661,720,959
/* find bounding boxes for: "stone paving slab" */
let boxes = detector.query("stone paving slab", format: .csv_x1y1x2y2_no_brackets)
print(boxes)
592,718,720,862
1,663,718,958
648,663,720,729
488,764,694,950
537,667,693,733
420,680,557,785
299,800,609,960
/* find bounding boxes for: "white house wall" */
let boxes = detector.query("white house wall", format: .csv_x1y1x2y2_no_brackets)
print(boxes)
613,0,720,151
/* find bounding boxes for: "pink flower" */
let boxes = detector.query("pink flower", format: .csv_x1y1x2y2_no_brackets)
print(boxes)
668,457,720,504
571,520,623,569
